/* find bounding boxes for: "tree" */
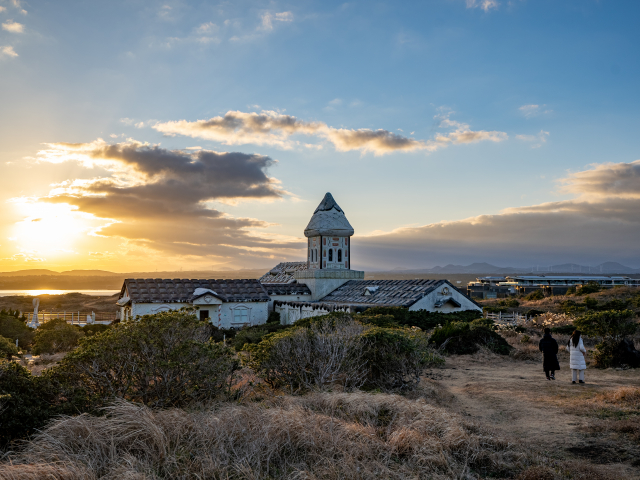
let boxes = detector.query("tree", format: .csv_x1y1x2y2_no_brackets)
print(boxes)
54,309,239,408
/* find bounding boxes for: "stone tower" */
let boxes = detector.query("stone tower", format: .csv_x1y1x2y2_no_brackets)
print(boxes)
304,192,354,270
295,193,364,300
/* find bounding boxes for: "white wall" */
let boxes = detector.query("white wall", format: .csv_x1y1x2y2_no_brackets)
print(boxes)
268,294,312,312
130,301,269,329
409,282,482,313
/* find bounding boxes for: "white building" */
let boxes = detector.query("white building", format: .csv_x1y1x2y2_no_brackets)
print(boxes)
262,192,482,323
118,192,481,327
116,279,269,328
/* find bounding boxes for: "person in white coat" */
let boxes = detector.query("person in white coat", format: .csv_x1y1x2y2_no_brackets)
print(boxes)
566,330,587,384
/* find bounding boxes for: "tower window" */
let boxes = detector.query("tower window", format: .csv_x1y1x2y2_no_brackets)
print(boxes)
328,249,333,261
337,249,342,262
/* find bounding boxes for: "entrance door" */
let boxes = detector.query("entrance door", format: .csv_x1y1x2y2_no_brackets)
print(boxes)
199,310,210,321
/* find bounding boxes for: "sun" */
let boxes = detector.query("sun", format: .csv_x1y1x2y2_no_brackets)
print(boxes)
11,202,94,257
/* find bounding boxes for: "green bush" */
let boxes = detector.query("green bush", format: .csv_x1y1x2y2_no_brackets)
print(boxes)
0,336,19,360
244,314,442,393
429,322,512,355
232,322,290,351
550,324,576,335
32,319,85,355
267,311,281,324
362,307,481,330
54,309,239,408
525,290,545,301
0,361,85,447
576,281,600,296
0,314,35,349
498,298,520,308
566,286,576,295
81,324,111,336
574,309,638,368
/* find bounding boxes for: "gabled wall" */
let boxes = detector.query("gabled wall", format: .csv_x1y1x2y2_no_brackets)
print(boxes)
408,282,482,313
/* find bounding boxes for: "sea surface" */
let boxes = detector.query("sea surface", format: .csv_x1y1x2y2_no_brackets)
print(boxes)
0,290,119,297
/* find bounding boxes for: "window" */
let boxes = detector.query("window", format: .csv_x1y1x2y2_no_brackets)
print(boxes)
337,249,342,262
233,308,248,323
328,249,333,261
199,310,209,321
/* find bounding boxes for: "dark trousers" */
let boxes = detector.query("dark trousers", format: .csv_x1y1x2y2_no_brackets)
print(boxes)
544,370,555,377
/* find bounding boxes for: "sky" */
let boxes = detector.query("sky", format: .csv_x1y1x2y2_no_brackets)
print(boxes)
0,0,639,272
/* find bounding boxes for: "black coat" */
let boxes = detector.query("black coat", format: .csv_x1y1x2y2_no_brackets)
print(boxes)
539,334,560,371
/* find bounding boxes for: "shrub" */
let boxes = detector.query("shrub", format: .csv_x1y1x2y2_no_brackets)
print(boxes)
576,281,601,295
498,298,520,308
0,314,35,349
429,322,512,355
32,319,85,355
80,324,111,336
267,311,281,324
566,286,576,295
574,309,638,368
362,306,481,330
525,290,544,301
550,324,576,335
0,361,85,447
244,314,442,393
231,322,290,351
53,309,239,408
0,335,19,360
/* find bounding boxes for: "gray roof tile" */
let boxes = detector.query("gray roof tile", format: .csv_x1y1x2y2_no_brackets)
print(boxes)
121,278,270,303
318,279,444,307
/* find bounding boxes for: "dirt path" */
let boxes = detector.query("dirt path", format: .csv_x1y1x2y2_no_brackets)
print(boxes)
430,354,640,478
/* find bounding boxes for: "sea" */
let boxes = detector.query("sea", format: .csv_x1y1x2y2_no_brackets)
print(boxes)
0,290,119,297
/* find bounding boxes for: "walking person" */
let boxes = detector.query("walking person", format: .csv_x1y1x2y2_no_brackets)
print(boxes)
566,330,587,384
539,327,560,380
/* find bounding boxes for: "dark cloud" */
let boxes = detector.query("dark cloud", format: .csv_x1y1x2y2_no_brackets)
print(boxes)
37,140,300,260
355,161,640,269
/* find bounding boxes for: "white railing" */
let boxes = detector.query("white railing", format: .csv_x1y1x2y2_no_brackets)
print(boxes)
26,311,116,327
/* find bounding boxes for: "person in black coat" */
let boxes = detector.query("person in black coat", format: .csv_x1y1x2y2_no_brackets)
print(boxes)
539,328,560,380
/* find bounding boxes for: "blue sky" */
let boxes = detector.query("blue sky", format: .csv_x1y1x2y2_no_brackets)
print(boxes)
1,0,639,271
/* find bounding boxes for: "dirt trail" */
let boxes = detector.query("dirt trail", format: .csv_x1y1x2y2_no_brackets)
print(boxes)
431,354,640,478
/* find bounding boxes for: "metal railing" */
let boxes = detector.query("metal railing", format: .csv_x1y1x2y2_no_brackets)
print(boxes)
26,311,117,326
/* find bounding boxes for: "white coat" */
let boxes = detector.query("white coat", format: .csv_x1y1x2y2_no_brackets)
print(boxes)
566,338,587,370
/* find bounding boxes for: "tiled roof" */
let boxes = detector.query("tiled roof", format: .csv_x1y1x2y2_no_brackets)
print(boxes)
318,279,445,307
259,262,308,284
263,283,312,296
121,278,270,303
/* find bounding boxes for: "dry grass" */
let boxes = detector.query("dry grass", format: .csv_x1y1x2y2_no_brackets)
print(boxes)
1,392,539,480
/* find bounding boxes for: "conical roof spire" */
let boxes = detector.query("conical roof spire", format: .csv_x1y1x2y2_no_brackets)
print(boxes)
304,192,354,238
314,192,342,214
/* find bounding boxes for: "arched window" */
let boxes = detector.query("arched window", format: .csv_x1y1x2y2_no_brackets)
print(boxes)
328,249,333,261
337,249,342,262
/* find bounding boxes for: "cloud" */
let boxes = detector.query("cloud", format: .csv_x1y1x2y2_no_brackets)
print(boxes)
8,0,26,14
516,130,549,148
29,140,300,260
260,11,293,31
560,159,640,199
0,45,18,58
466,0,499,12
2,20,24,33
154,110,507,156
356,160,640,269
519,104,552,118
0,7,5,12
